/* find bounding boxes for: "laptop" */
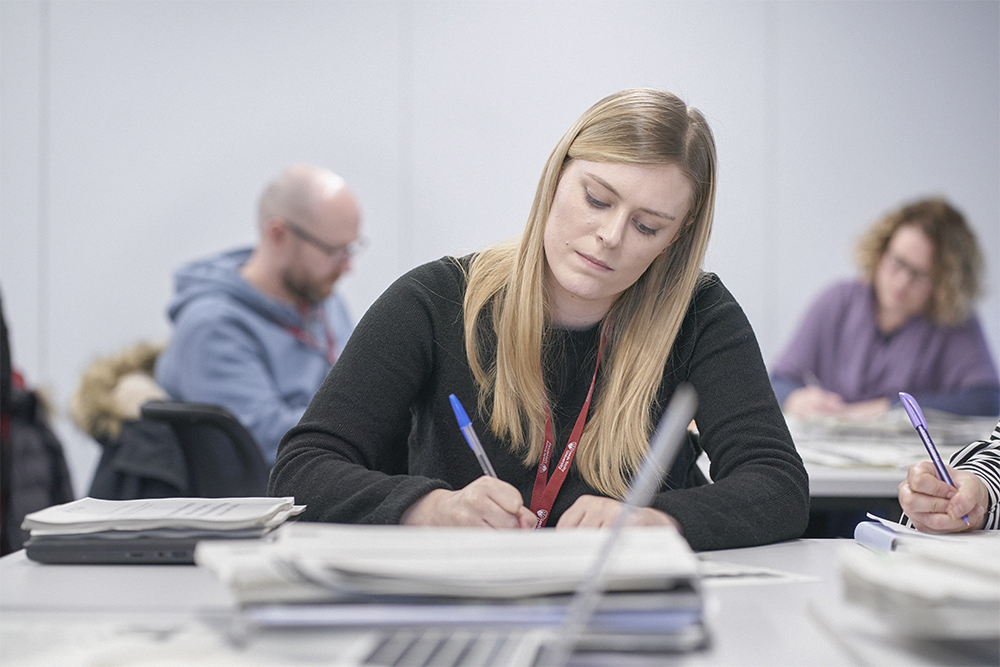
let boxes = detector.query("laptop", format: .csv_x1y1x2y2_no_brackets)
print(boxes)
22,496,300,565
24,534,202,564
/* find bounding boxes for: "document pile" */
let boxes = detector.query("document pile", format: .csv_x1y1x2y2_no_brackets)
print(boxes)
22,496,305,564
843,516,999,640
196,522,708,660
788,410,997,470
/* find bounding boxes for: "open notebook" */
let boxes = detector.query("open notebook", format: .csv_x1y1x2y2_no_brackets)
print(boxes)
198,385,705,667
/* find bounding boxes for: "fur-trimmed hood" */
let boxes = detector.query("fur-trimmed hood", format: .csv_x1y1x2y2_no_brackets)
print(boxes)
71,341,169,441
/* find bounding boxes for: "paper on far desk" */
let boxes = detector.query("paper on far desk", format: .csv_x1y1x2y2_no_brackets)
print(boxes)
787,409,996,446
796,444,920,469
787,410,997,471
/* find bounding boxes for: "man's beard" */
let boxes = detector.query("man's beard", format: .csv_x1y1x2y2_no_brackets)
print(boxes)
282,270,330,308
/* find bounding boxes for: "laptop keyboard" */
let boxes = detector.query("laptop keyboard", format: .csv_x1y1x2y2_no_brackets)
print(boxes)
364,629,541,667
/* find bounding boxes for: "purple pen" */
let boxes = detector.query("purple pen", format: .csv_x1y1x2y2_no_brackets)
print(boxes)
899,392,969,525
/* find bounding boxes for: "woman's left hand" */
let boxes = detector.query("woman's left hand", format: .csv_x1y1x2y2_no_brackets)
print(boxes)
555,495,679,529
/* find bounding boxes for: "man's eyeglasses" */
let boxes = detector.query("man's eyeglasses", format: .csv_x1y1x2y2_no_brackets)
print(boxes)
284,220,367,262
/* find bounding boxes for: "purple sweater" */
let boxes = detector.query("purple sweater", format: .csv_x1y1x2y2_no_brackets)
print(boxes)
770,281,999,416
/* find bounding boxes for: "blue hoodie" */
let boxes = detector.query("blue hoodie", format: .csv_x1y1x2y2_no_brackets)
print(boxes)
154,248,353,462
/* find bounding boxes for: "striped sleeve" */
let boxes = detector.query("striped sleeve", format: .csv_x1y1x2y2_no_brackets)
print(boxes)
949,420,1000,531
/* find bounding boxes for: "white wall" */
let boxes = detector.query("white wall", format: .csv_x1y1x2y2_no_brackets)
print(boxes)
2,0,998,496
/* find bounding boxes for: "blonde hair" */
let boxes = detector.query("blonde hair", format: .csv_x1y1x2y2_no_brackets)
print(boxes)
463,89,717,498
854,197,983,325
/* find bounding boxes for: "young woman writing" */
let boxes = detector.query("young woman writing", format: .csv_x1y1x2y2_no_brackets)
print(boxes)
268,88,809,551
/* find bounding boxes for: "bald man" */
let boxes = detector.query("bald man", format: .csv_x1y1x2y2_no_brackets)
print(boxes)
155,165,363,461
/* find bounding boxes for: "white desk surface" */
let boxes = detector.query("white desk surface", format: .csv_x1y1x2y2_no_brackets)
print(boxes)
2,538,993,667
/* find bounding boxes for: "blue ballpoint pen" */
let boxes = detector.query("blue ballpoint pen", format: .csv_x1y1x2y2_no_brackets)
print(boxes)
449,394,498,478
899,392,969,525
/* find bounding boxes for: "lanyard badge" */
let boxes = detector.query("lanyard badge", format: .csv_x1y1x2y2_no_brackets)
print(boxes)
529,333,606,528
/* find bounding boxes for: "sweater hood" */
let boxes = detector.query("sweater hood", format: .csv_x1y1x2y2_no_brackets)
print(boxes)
166,248,305,329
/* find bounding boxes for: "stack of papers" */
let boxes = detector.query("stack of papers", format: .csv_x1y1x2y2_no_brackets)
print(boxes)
21,496,305,564
787,411,928,470
788,408,995,445
842,518,1000,640
195,522,707,651
788,409,996,470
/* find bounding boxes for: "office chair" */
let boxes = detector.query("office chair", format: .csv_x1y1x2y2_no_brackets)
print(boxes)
139,400,270,498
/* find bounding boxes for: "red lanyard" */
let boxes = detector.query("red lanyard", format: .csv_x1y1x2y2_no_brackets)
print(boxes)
286,308,338,365
529,333,605,528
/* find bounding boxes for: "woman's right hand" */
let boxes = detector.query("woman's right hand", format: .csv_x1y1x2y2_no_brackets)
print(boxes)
783,385,847,418
401,476,536,529
785,386,892,420
898,461,989,532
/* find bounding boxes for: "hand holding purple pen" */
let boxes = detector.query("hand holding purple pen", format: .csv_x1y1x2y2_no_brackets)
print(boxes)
898,392,970,526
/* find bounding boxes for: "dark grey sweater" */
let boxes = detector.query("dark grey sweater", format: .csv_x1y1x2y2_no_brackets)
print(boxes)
269,257,809,551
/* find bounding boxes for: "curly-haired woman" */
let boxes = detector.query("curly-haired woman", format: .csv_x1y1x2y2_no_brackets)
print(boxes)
771,198,999,418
